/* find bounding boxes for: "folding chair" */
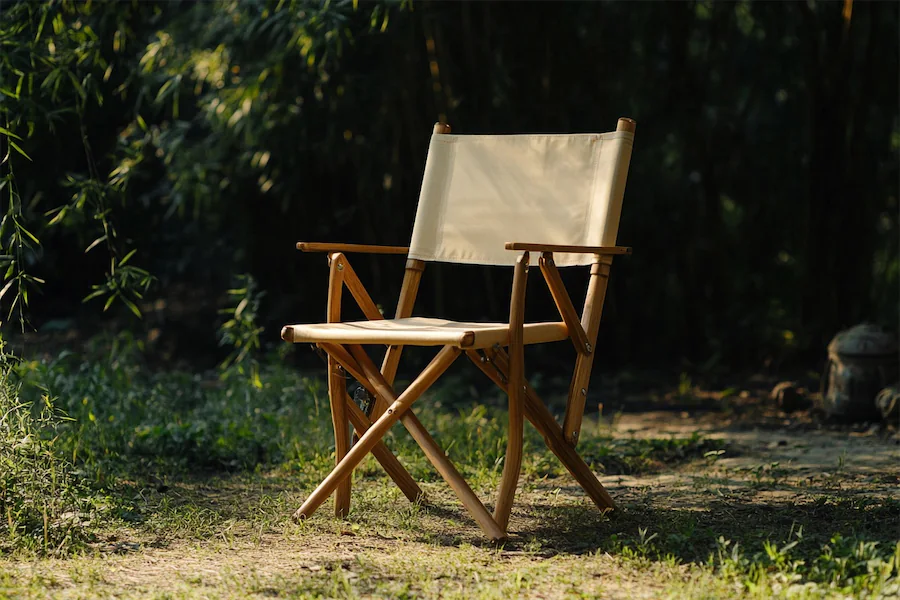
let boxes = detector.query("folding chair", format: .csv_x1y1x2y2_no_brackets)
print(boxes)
281,118,636,541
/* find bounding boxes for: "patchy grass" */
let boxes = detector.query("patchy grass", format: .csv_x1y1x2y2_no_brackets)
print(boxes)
1,341,899,598
1,468,898,598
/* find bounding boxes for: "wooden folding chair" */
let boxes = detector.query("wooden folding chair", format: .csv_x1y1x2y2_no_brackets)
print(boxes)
281,118,636,541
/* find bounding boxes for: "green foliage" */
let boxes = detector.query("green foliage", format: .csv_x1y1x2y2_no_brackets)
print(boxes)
15,341,330,478
713,530,900,597
218,274,265,383
0,0,158,322
0,356,96,555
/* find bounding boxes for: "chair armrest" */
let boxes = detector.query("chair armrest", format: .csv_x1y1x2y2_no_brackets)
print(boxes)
296,242,409,255
504,242,631,255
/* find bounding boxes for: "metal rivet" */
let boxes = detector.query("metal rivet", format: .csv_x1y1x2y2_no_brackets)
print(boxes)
580,388,587,396
585,343,592,354
336,262,344,271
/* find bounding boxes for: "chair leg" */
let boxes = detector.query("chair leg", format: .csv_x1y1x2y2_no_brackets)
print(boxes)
294,346,460,523
344,392,424,503
523,385,615,511
493,350,524,531
328,356,352,517
346,344,507,542
493,252,528,531
466,349,615,512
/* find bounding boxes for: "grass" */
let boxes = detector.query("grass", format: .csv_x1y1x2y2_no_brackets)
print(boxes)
1,334,898,598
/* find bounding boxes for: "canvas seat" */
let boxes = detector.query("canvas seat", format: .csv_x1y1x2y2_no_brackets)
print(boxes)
281,118,636,541
282,317,569,348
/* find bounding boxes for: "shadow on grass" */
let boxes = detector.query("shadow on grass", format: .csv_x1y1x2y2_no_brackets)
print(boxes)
507,496,900,564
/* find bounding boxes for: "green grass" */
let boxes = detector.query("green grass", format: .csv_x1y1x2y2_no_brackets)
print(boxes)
1,336,898,598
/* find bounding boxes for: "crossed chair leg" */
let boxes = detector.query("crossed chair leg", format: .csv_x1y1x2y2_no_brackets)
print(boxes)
293,342,615,542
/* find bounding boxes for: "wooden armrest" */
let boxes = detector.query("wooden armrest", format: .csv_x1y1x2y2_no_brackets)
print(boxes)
296,242,409,255
505,242,632,255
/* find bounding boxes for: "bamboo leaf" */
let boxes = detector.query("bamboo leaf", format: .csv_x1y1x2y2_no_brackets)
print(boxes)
17,224,40,245
84,235,107,254
82,289,106,303
0,279,14,302
119,248,137,266
0,127,22,140
121,296,142,318
9,140,31,161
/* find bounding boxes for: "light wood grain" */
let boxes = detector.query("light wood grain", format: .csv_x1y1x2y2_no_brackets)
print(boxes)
343,390,423,502
504,243,631,255
347,344,506,541
539,253,590,355
563,257,612,445
377,259,426,418
466,348,615,511
293,346,460,523
616,117,637,133
296,242,409,254
493,253,528,531
326,255,351,517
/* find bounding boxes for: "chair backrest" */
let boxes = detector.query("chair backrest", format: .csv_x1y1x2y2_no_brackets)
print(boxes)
408,124,634,267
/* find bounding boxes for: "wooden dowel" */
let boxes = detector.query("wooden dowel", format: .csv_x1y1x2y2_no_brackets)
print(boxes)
326,256,351,517
297,242,409,254
493,253,528,531
348,344,506,541
563,257,612,445
433,123,452,134
616,117,637,133
332,255,383,321
539,253,591,355
504,243,631,255
378,259,426,417
466,349,615,511
344,391,423,503
293,346,460,523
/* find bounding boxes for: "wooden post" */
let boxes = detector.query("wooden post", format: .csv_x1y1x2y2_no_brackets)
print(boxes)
493,253,528,531
377,123,448,393
562,257,611,446
433,122,452,135
378,259,426,407
562,117,636,446
379,121,449,385
539,252,591,355
616,117,637,133
338,256,384,321
326,253,352,517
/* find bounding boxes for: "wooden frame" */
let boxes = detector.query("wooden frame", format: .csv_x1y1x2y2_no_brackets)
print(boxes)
284,118,633,540
297,242,409,254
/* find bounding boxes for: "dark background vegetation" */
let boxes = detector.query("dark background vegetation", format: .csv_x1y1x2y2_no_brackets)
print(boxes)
2,0,898,373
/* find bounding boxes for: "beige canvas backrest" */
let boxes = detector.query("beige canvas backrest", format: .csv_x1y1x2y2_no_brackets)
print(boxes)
408,130,634,267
